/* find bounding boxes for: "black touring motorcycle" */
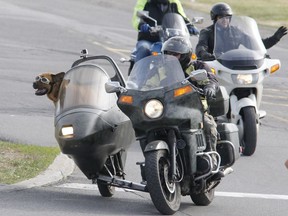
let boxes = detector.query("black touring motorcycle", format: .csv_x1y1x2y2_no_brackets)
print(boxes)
106,54,240,214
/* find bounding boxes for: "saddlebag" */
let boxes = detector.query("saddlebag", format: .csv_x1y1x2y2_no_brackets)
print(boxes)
208,86,229,117
216,123,240,167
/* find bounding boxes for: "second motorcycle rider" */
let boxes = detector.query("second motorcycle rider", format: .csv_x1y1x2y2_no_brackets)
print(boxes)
132,0,199,62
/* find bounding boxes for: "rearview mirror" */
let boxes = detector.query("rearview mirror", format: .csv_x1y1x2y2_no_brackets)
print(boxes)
105,81,126,93
136,10,157,27
192,17,204,24
188,69,207,81
136,10,149,19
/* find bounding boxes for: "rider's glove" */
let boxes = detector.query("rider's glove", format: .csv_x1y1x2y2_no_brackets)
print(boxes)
201,53,216,61
140,23,151,33
273,26,287,41
204,85,216,100
187,24,199,36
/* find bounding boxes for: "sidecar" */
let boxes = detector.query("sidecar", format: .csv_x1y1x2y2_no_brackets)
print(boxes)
54,54,134,179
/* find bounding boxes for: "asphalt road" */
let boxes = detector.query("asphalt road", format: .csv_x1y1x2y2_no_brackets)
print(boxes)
0,0,288,215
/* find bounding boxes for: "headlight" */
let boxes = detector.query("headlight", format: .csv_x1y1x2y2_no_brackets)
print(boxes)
231,74,258,84
144,99,163,119
61,125,74,138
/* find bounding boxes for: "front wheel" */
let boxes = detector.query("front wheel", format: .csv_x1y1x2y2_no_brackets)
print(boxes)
145,150,181,215
241,106,257,156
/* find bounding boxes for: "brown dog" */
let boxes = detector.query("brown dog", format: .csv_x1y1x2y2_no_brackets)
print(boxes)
33,72,65,103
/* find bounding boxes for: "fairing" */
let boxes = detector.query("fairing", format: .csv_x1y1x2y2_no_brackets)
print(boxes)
214,16,266,70
161,13,190,41
55,62,134,179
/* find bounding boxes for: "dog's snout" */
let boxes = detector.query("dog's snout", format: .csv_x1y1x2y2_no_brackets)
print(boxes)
32,82,38,89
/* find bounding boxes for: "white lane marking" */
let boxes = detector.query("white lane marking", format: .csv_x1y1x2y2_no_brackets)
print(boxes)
216,191,288,200
262,101,288,107
55,183,288,200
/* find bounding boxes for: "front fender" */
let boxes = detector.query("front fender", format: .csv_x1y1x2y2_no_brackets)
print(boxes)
144,140,169,153
230,94,258,119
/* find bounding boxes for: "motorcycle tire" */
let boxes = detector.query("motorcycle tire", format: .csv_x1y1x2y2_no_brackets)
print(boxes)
145,149,181,215
241,106,257,156
96,179,115,197
190,188,215,206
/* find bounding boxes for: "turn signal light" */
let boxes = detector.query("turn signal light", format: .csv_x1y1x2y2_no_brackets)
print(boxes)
191,53,197,60
119,95,133,104
210,67,216,75
270,64,280,74
174,85,193,97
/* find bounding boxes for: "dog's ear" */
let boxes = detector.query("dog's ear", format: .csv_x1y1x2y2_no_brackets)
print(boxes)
52,72,65,83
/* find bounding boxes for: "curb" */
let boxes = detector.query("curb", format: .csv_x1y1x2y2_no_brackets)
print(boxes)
13,153,75,189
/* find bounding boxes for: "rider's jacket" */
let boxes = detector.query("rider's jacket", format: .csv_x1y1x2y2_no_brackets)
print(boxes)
132,0,190,42
185,61,219,111
196,24,281,60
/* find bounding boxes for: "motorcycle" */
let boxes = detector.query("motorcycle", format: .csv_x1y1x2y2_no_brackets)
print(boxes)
54,51,140,196
122,11,203,75
106,54,239,214
204,15,281,156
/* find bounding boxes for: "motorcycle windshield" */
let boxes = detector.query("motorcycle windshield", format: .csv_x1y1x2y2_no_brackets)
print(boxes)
127,55,185,91
214,16,266,61
55,64,117,115
161,13,190,41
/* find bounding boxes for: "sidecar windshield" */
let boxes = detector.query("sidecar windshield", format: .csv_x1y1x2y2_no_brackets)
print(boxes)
161,13,190,41
127,55,185,91
55,64,117,115
214,15,266,59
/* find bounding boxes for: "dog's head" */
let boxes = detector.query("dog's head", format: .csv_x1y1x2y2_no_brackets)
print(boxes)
33,72,65,102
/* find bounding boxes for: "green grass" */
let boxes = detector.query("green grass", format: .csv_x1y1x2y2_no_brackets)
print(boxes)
182,0,288,27
0,141,60,184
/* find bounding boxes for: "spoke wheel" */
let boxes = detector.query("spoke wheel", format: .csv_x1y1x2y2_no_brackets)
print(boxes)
145,150,181,215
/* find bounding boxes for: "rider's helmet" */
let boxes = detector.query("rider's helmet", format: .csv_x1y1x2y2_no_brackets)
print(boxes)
162,36,192,69
151,0,169,4
210,2,233,21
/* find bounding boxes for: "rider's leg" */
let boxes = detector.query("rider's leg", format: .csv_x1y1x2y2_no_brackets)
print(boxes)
203,113,224,180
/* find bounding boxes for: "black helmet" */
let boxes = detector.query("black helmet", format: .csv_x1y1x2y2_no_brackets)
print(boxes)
162,36,192,69
210,2,233,21
151,0,169,4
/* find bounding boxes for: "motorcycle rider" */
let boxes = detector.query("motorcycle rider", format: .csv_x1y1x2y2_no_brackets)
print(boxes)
196,2,288,60
132,0,199,62
162,36,224,180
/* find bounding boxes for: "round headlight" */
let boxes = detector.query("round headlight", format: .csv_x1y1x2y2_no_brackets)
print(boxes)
144,99,163,119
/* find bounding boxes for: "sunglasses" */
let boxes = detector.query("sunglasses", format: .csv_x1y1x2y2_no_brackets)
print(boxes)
218,15,231,20
35,76,50,84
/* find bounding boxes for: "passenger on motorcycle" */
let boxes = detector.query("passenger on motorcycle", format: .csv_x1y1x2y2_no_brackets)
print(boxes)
196,2,288,61
132,0,199,62
162,36,224,180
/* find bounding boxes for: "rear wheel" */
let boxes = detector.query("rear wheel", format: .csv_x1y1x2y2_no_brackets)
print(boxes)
97,179,115,197
145,150,181,215
241,107,257,156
